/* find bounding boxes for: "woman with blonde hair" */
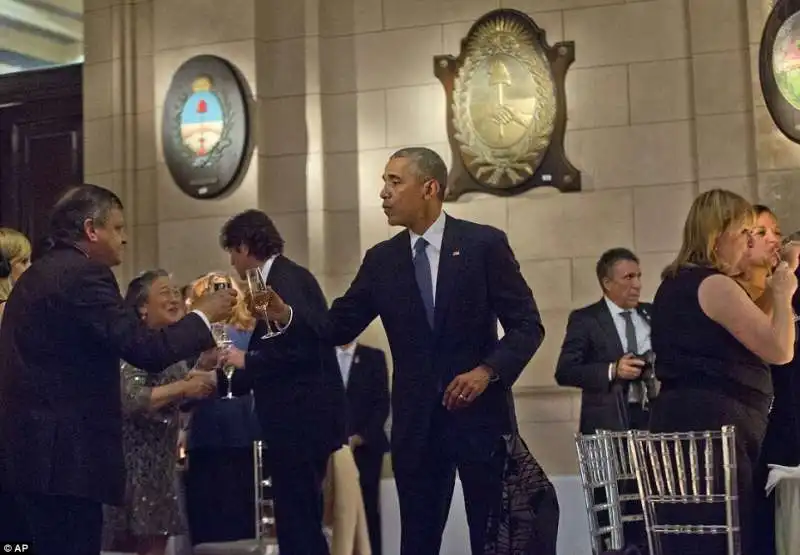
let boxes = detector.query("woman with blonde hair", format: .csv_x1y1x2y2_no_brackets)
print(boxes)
0,227,32,322
182,272,262,546
651,189,797,554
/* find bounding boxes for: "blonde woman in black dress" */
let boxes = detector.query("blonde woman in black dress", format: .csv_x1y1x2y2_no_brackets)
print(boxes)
103,269,217,555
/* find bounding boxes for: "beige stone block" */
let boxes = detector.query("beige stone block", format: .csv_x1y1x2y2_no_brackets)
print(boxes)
689,0,747,54
257,95,311,156
135,111,156,170
508,189,634,260
271,212,310,267
157,217,234,282
307,94,323,155
259,155,310,213
153,0,255,51
83,62,114,121
503,0,620,10
256,0,318,40
85,171,122,198
698,176,755,201
319,35,358,94
634,183,695,253
85,0,112,11
134,0,153,58
638,251,677,301
629,59,692,124
563,0,688,68
754,107,800,171
84,117,116,175
308,209,326,275
355,26,444,91
306,37,321,96
518,419,580,475
256,38,311,99
386,85,448,147
321,91,386,153
135,168,158,226
514,390,577,423
132,223,159,274
383,0,498,29
515,309,570,388
324,210,363,275
566,65,629,130
359,208,394,256
566,121,694,189
319,0,383,37
321,272,359,303
84,8,113,64
135,56,155,115
696,112,755,179
747,0,773,45
520,259,573,311
693,50,749,116
155,161,258,223
442,194,508,232
757,170,800,234
153,42,256,109
358,148,394,208
571,257,601,308
323,152,360,211
750,45,765,108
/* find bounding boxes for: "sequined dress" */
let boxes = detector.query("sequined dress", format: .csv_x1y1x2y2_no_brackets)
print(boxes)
103,360,190,544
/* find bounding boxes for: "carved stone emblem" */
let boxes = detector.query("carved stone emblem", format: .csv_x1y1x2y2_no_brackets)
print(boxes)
435,10,579,200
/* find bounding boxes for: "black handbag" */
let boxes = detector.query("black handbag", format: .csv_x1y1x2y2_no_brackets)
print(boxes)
484,397,560,555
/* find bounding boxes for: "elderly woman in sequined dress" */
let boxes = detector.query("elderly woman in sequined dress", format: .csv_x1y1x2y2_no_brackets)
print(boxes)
102,269,218,555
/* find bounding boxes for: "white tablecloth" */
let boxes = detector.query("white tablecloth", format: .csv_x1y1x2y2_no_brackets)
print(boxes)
776,475,800,555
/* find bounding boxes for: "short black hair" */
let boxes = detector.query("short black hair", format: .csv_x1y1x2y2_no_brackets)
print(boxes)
124,269,169,316
596,248,639,288
49,184,123,243
220,210,284,260
390,147,448,201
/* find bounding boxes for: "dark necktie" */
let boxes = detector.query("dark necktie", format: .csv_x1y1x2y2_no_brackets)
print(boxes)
413,237,435,329
621,310,644,404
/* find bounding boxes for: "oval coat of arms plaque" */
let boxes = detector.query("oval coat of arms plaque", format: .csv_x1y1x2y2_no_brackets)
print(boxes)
435,10,579,200
162,55,252,199
760,0,800,144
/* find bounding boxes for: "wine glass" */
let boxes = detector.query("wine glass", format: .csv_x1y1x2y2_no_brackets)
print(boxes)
245,267,284,340
211,322,236,399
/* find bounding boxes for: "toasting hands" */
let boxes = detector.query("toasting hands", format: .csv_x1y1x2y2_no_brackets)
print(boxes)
442,366,494,411
245,288,291,325
192,288,238,322
182,370,216,400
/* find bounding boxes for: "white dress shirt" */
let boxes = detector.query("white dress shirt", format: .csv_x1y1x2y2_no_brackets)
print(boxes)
336,343,357,388
259,254,293,329
604,296,651,383
408,210,447,301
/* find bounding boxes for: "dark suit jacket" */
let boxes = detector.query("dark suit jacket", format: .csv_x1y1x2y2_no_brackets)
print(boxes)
236,255,346,462
554,299,652,433
292,216,544,470
345,344,390,454
0,245,215,505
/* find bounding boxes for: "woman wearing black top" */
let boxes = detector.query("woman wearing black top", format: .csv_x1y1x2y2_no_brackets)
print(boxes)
650,190,797,555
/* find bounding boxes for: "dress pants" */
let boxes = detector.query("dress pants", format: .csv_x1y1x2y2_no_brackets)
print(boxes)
15,492,103,555
393,407,505,555
353,447,384,555
269,451,330,555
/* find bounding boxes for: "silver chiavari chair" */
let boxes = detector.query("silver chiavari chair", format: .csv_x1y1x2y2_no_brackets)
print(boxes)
628,426,740,555
194,441,278,555
575,430,644,553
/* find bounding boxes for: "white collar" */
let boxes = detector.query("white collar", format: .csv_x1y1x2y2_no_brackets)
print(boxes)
409,211,447,252
260,255,279,281
604,296,634,316
336,343,357,356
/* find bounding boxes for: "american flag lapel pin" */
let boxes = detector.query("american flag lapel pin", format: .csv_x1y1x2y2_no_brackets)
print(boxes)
354,355,360,364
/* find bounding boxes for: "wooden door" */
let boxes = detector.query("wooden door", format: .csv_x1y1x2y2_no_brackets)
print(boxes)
0,64,83,248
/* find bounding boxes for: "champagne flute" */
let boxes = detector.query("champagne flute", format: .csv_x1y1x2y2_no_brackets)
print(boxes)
245,267,284,340
211,322,236,399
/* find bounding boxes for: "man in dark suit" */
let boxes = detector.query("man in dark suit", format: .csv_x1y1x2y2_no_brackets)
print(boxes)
267,147,544,554
555,247,655,433
336,341,390,555
220,210,346,555
0,185,236,555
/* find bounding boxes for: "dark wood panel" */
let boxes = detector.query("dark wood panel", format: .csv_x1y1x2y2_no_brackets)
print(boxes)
0,64,83,246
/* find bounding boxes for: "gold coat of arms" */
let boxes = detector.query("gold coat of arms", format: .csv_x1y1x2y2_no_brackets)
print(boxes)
435,10,580,200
